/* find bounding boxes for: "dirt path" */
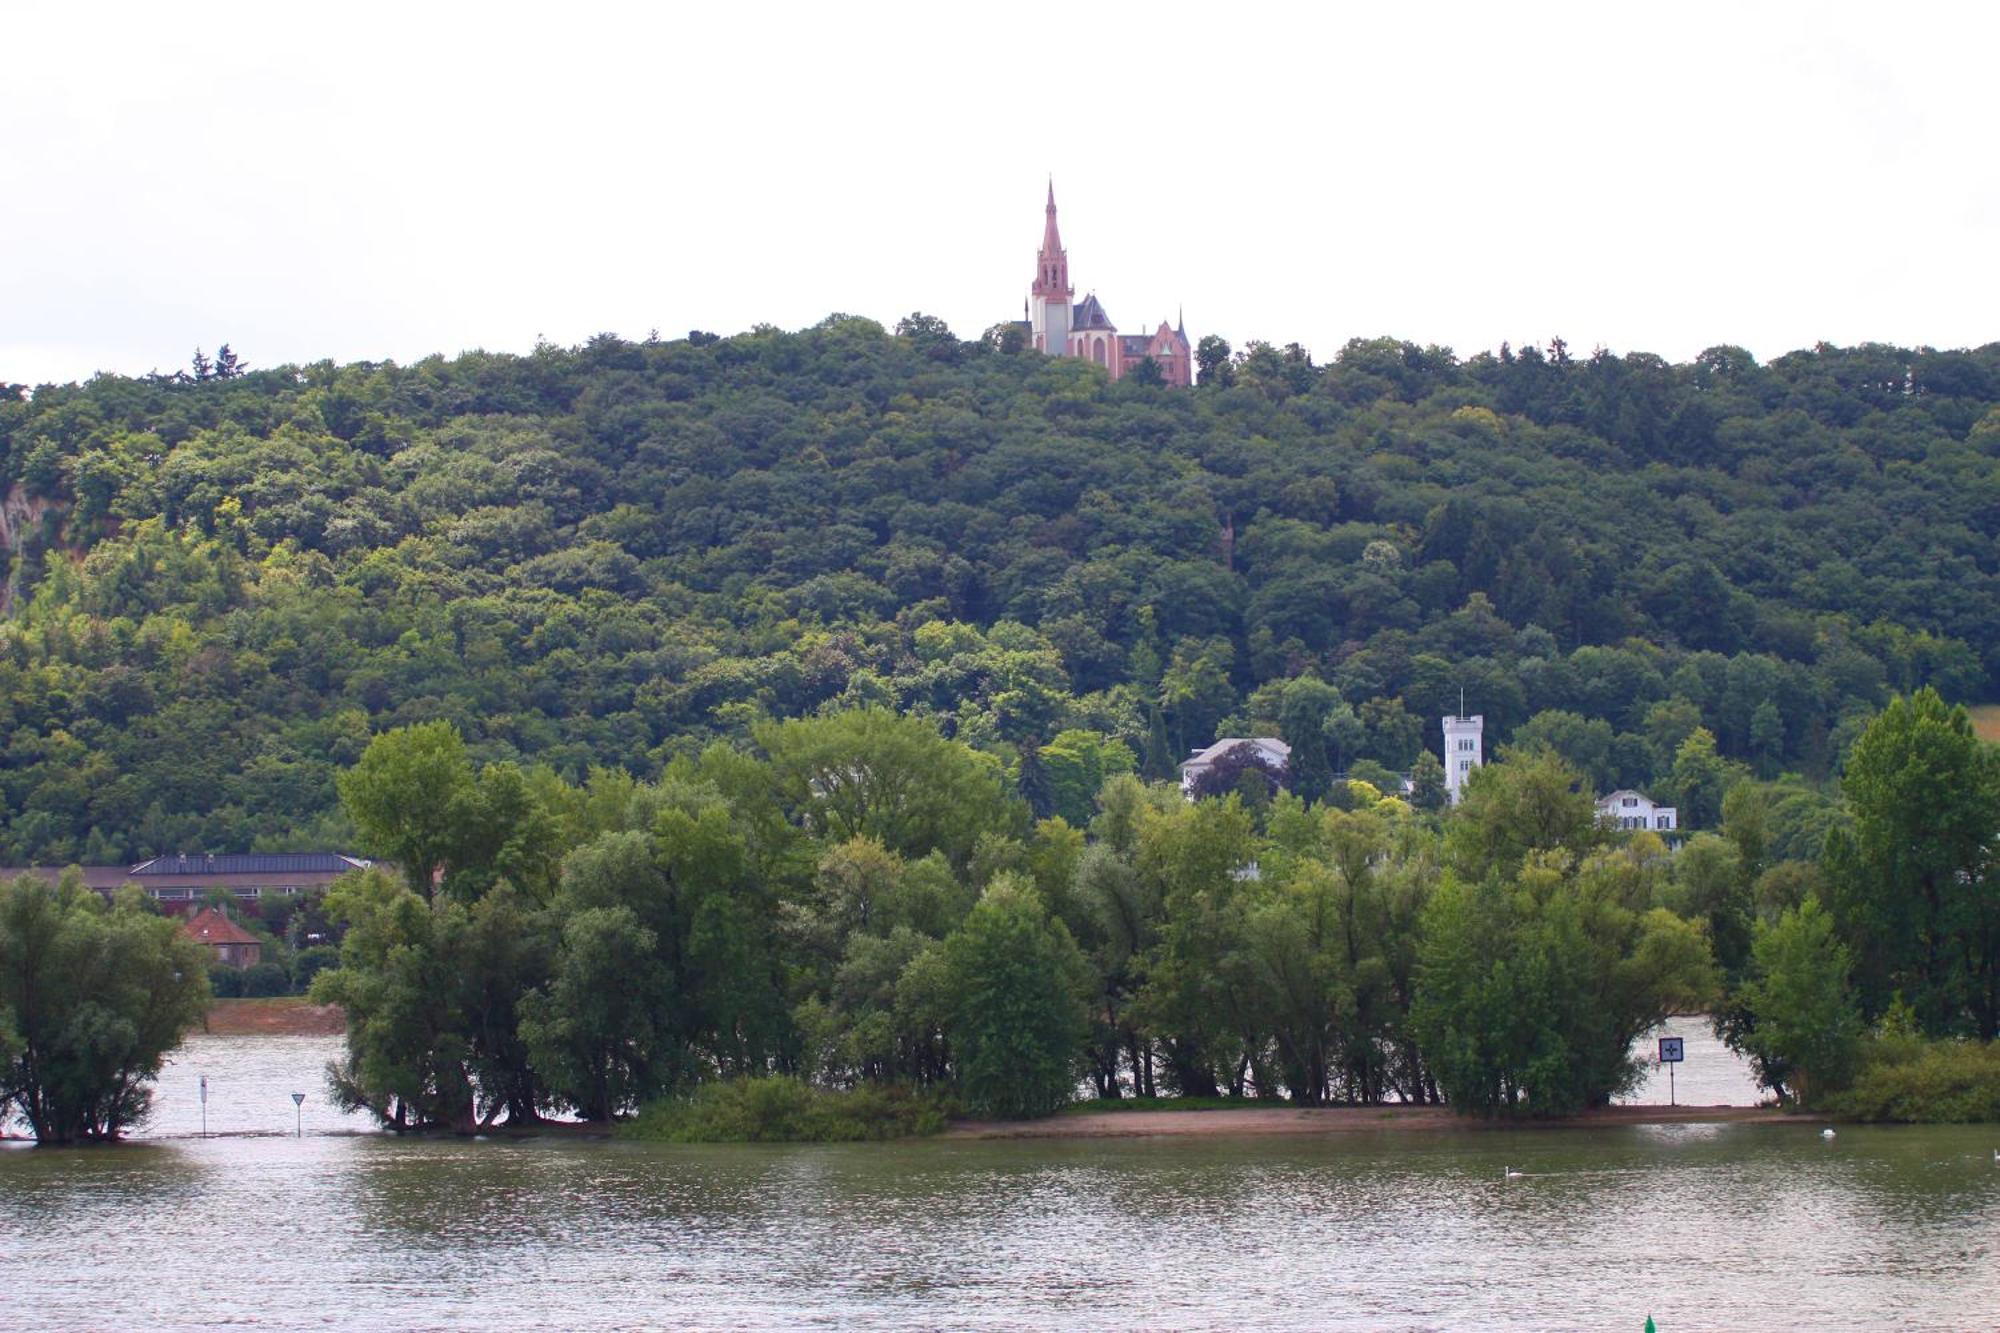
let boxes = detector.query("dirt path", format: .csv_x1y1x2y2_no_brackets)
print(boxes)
203,998,346,1036
946,1104,1811,1140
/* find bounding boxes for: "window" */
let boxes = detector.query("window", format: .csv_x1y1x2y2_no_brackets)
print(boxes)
1656,815,1671,829
1622,797,1637,807
1457,739,1475,752
1458,760,1470,774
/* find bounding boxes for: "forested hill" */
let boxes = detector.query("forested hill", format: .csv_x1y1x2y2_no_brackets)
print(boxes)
0,319,1996,863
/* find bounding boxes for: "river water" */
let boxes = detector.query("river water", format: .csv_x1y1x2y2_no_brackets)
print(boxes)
3,1029,1997,1329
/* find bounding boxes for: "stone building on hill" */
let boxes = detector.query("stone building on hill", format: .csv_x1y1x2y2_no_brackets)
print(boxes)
1015,183,1192,386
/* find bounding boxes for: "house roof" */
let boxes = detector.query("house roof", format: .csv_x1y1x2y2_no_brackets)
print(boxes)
0,852,374,895
1180,737,1291,771
131,853,368,877
183,907,261,947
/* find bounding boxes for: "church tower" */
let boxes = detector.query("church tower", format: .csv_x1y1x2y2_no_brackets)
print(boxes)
1029,181,1073,356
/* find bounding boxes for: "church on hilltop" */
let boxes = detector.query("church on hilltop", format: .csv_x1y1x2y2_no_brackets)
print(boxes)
1014,184,1192,386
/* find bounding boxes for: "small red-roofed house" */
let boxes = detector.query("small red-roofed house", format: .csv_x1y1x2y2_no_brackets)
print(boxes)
182,907,262,969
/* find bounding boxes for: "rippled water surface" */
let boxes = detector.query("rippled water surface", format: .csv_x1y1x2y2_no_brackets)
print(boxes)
3,1037,1997,1330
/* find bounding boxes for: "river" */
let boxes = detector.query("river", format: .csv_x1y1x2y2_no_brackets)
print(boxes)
2,1028,1996,1329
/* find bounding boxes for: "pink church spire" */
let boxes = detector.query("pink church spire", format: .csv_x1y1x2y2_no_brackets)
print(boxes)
1033,180,1072,300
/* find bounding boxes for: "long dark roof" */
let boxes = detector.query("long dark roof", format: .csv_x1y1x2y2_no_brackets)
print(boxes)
129,853,368,877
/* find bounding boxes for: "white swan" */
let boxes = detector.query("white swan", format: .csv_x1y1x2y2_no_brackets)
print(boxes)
1821,1128,1836,1140
1504,1166,1524,1179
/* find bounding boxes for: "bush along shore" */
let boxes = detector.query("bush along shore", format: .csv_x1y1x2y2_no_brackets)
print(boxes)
1822,1033,2000,1123
620,1079,957,1143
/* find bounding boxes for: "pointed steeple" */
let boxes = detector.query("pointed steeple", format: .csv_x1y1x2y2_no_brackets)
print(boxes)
1177,304,1186,339
1033,179,1072,300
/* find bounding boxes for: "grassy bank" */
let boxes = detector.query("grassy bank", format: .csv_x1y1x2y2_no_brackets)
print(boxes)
620,1078,958,1143
1824,1037,2000,1123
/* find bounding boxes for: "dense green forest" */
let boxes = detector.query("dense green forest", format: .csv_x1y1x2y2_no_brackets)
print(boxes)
1,320,1996,864
3,320,1997,1132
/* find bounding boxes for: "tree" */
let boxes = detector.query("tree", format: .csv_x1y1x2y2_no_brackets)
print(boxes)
1732,898,1861,1106
1447,750,1602,881
1408,751,1449,812
1195,335,1234,386
1039,729,1136,828
313,869,478,1130
1670,833,1752,982
1825,688,2000,1037
1278,676,1347,802
0,875,210,1143
1132,797,1259,1095
519,905,680,1120
1664,727,1742,831
757,709,1018,867
1016,741,1055,820
937,876,1092,1118
1412,856,1716,1116
336,722,477,899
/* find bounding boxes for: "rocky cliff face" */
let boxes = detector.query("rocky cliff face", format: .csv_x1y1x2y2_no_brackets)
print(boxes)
0,484,56,617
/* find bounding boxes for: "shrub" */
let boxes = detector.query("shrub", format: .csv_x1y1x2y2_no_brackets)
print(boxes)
290,945,341,993
208,964,245,999
239,961,291,998
1824,1038,2000,1123
620,1077,956,1143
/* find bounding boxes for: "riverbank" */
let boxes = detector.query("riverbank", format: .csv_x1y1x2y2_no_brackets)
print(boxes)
202,997,346,1036
948,1104,1812,1140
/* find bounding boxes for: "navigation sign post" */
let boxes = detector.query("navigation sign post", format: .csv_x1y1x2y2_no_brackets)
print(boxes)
1658,1036,1685,1107
199,1074,209,1137
291,1092,306,1137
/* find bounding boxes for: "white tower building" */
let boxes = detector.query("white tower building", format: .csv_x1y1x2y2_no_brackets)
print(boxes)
1442,712,1484,805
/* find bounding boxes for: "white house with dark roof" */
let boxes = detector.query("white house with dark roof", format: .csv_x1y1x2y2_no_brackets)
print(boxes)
1179,737,1290,796
1598,790,1678,832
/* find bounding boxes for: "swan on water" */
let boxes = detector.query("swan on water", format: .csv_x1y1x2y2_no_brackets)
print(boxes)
1820,1128,1836,1139
1504,1166,1524,1179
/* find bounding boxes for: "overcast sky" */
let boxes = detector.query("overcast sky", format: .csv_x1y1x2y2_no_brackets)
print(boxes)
6,2,1995,387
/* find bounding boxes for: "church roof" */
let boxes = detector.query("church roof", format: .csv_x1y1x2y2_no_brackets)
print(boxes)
1073,293,1117,331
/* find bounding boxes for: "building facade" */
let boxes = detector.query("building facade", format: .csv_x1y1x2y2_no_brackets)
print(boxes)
1021,184,1192,386
1442,713,1483,805
1597,790,1679,833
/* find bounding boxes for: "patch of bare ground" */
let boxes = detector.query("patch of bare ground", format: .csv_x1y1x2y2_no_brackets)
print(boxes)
202,997,346,1036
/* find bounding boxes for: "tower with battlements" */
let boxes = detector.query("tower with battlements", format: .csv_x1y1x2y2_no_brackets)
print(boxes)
1443,712,1484,805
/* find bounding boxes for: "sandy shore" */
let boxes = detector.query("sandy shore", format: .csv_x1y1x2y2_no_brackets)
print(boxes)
946,1104,1811,1140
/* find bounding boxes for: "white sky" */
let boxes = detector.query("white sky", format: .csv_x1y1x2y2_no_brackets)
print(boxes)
5,1,1996,387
